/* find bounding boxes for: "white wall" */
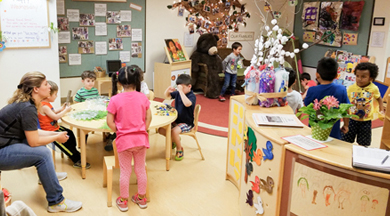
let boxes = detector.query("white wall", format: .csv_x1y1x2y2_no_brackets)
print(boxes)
0,1,60,108
367,0,390,82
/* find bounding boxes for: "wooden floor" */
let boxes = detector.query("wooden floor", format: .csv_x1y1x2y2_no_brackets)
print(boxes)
1,126,383,216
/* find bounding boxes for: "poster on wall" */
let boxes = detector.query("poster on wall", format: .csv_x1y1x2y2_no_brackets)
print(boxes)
301,2,320,31
79,14,95,26
131,42,142,58
108,38,123,50
95,41,107,55
116,25,131,37
58,17,69,31
120,10,132,22
94,4,106,17
343,33,358,46
69,54,81,65
59,46,67,63
303,31,316,42
78,41,94,54
67,9,79,22
132,29,142,41
119,51,131,62
106,11,120,24
95,22,107,36
319,2,343,30
58,31,71,44
72,27,88,40
316,30,342,47
57,0,65,15
340,1,364,31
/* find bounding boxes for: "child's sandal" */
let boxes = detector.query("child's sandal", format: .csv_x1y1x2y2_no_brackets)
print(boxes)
175,149,184,161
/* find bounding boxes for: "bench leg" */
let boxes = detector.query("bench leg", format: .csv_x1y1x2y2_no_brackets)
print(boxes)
107,167,113,207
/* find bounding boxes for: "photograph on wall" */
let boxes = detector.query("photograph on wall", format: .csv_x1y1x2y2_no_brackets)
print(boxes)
324,49,337,58
106,11,120,24
116,25,131,37
59,46,67,63
319,2,343,30
78,41,94,54
316,30,342,47
301,2,319,30
72,27,88,40
343,33,358,46
79,14,95,26
188,24,195,34
131,42,142,58
196,18,204,28
340,1,364,31
303,31,316,42
178,6,184,17
109,38,123,50
57,17,69,31
165,39,186,62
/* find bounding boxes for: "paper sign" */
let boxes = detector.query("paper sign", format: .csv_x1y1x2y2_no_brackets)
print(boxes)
282,135,327,151
120,10,132,22
343,33,358,45
129,3,142,11
94,4,107,17
58,31,71,44
228,32,254,41
132,28,142,41
95,22,107,36
57,0,65,15
69,54,81,65
303,31,315,42
371,31,385,48
67,9,79,22
184,32,194,47
119,51,131,62
95,41,107,55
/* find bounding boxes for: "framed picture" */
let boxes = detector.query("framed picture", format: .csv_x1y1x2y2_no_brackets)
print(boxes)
116,25,131,37
79,14,95,26
78,41,94,54
106,11,120,24
374,17,385,26
57,17,69,31
164,39,187,63
109,38,123,50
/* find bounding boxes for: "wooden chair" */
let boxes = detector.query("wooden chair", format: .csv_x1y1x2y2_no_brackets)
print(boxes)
103,140,150,207
148,90,155,101
171,104,205,160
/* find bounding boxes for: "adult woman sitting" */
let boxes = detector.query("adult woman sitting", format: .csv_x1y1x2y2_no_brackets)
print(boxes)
0,71,82,213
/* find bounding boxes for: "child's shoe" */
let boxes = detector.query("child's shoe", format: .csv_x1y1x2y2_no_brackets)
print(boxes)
218,95,226,102
131,193,147,209
47,199,82,213
73,160,91,169
116,197,128,212
175,148,184,161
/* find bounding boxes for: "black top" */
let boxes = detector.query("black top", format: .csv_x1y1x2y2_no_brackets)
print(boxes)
171,90,196,127
0,100,38,148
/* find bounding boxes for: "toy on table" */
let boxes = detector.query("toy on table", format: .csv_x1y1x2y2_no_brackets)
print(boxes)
258,67,275,107
154,104,176,116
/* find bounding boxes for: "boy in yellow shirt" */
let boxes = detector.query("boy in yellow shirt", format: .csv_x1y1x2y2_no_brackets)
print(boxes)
342,62,384,146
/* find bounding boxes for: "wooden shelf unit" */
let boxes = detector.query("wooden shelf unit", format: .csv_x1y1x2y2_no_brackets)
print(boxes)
380,97,390,149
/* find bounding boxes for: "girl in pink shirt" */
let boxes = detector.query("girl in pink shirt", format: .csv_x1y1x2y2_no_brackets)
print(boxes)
106,65,152,212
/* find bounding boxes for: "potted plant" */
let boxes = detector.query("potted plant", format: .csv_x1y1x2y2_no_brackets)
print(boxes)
297,96,357,141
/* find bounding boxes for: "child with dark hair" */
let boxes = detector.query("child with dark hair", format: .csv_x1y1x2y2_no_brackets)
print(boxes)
342,62,384,146
107,65,152,212
304,57,350,139
285,68,303,113
74,70,99,103
219,42,243,102
300,72,317,99
159,74,196,161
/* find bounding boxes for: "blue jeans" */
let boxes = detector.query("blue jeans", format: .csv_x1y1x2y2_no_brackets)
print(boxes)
220,73,237,96
0,144,64,206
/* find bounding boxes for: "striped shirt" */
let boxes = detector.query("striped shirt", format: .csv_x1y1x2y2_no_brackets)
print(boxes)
74,87,99,102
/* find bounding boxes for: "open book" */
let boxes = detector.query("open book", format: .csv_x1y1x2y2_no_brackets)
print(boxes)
252,113,304,128
352,145,390,173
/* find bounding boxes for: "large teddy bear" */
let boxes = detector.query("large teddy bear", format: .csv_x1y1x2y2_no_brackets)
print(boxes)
190,34,222,99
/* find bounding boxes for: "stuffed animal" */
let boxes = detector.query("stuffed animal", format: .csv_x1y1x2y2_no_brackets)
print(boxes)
190,33,222,98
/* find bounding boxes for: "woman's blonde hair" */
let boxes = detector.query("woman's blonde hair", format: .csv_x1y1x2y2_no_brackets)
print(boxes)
8,71,46,105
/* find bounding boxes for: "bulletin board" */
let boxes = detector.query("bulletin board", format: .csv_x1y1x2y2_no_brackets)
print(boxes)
59,0,145,77
293,0,375,68
0,0,50,49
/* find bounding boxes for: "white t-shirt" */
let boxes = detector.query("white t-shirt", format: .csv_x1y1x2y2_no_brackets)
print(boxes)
286,90,303,113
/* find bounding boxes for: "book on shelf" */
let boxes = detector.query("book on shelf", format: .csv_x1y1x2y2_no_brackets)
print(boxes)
352,145,390,173
252,113,304,128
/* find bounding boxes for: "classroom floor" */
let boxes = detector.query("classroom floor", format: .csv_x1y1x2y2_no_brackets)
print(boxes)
1,126,383,216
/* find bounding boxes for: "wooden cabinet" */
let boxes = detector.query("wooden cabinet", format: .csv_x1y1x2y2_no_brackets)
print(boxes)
380,98,390,150
153,61,191,99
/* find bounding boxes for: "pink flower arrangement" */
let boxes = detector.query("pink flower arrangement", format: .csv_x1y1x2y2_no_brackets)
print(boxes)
321,96,339,109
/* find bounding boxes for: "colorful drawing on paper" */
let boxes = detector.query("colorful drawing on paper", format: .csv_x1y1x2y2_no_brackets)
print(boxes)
302,2,320,31
340,1,365,31
324,49,337,59
319,2,343,30
343,33,358,46
316,30,342,47
290,162,389,215
303,31,316,42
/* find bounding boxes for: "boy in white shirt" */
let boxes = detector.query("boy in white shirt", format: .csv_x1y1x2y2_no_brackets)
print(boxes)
285,68,303,113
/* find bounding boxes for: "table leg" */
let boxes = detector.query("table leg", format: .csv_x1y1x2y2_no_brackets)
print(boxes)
80,129,89,179
165,124,172,171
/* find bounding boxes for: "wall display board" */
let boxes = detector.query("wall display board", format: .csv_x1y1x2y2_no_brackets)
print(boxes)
293,0,374,68
0,0,50,49
59,0,145,77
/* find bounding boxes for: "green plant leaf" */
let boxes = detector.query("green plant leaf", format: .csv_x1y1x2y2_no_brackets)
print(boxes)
283,61,293,69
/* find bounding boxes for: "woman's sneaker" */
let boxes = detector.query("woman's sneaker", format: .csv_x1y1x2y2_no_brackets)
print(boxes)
73,160,91,169
131,193,147,209
116,197,128,212
47,199,82,213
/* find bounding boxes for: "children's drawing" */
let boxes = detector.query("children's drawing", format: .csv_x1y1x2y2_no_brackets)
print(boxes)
324,49,337,59
262,141,274,161
246,190,254,206
343,33,358,46
289,0,298,7
336,189,351,209
260,176,274,194
360,195,370,212
319,2,343,30
298,177,309,198
250,176,261,193
312,190,318,204
253,149,262,166
254,196,264,215
323,185,336,207
303,31,315,42
336,50,348,63
316,30,342,47
340,1,365,31
302,2,320,31
372,199,379,209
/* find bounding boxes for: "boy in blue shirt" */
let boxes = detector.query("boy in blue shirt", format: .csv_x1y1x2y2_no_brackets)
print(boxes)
304,57,350,139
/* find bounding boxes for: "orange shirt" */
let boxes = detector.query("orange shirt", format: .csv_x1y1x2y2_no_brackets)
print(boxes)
38,101,60,131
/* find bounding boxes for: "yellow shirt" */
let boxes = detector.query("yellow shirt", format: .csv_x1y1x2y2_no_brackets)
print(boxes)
347,82,381,121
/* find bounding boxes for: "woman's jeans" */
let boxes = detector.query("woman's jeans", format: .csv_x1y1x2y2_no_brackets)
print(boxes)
220,73,237,96
0,144,64,206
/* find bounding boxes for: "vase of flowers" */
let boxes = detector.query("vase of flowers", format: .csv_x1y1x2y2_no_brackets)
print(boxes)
297,96,356,141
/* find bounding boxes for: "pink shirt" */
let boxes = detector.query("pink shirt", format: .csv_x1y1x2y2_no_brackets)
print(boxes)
107,91,150,152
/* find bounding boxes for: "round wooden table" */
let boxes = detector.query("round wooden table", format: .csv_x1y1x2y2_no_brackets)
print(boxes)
62,100,177,179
